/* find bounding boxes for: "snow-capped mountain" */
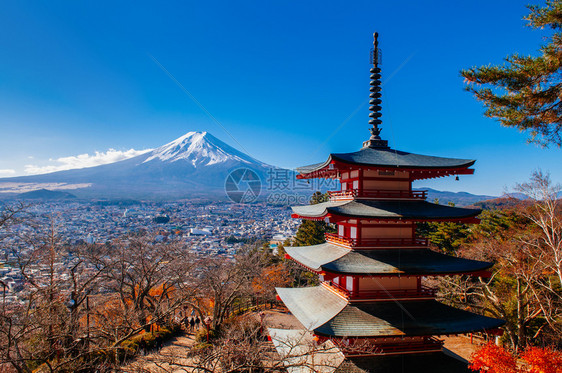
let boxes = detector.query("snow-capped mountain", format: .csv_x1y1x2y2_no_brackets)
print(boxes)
0,131,276,200
143,131,269,167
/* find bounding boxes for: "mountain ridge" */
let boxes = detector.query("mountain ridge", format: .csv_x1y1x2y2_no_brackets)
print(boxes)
417,188,496,207
0,131,275,199
16,188,77,200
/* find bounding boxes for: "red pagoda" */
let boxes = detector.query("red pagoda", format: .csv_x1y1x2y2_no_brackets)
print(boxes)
274,33,503,368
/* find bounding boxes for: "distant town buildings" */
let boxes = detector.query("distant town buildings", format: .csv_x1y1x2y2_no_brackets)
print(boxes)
0,200,298,304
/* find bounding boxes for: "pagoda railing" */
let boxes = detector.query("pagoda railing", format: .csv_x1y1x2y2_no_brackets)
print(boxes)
352,286,436,300
328,189,427,201
324,281,436,300
316,335,443,356
371,337,443,355
323,281,350,299
325,233,428,248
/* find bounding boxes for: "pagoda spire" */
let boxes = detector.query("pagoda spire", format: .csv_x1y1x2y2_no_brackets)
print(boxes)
363,32,389,149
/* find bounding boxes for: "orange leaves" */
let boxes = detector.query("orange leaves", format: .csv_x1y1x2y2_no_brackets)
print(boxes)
521,346,562,373
148,283,176,298
469,343,518,373
251,264,291,295
469,343,562,373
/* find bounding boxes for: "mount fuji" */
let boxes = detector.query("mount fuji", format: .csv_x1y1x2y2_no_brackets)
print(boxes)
0,132,277,200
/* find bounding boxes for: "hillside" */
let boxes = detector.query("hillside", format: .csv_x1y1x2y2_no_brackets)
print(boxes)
417,188,496,207
16,188,77,200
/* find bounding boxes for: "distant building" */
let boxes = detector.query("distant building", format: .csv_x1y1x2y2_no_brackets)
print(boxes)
190,228,212,236
269,234,288,255
86,233,95,244
270,233,287,243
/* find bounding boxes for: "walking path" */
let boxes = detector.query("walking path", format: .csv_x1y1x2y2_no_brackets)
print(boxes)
122,331,198,372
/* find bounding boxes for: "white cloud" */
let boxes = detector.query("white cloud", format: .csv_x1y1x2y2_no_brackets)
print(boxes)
24,148,152,175
0,169,16,176
0,182,92,193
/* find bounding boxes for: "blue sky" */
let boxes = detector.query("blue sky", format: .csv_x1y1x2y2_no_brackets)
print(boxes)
0,0,560,196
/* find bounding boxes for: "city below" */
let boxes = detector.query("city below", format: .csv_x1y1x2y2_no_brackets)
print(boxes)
0,199,298,305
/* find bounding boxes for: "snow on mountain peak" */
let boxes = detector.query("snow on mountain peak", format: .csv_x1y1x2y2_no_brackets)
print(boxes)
143,131,263,167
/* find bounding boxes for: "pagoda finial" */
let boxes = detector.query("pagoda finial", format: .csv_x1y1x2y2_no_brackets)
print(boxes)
363,31,389,149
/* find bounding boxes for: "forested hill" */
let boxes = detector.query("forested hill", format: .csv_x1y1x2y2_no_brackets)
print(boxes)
470,197,532,210
417,188,495,206
16,188,77,200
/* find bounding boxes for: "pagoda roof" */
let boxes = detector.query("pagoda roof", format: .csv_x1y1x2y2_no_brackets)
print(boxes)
276,286,349,330
296,147,475,179
285,243,492,275
276,286,504,338
291,200,480,221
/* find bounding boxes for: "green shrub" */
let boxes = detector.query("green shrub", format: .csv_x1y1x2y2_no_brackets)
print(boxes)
191,342,212,353
120,340,139,354
195,327,219,342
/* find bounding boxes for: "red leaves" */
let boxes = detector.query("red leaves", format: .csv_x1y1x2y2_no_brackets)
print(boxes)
469,343,518,373
521,346,562,373
469,343,562,373
251,264,291,295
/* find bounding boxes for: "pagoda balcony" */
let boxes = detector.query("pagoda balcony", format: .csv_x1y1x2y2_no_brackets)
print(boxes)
351,286,436,301
325,336,444,356
328,189,427,201
324,281,437,301
321,281,351,299
369,337,443,355
325,233,428,248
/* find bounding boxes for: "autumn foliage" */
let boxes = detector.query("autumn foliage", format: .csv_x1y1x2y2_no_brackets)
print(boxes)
469,343,518,373
521,347,562,373
252,264,291,297
469,343,562,373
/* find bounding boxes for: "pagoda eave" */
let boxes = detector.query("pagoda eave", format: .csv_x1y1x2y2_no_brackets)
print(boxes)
313,329,500,341
290,212,332,221
284,253,324,275
291,200,481,223
284,245,494,278
296,158,475,181
319,268,493,279
291,213,480,225
313,327,503,343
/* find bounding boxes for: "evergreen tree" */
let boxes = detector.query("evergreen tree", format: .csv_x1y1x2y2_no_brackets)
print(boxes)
293,191,333,247
294,219,329,246
462,0,562,147
417,201,472,254
417,221,470,255
309,191,329,205
276,243,286,259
